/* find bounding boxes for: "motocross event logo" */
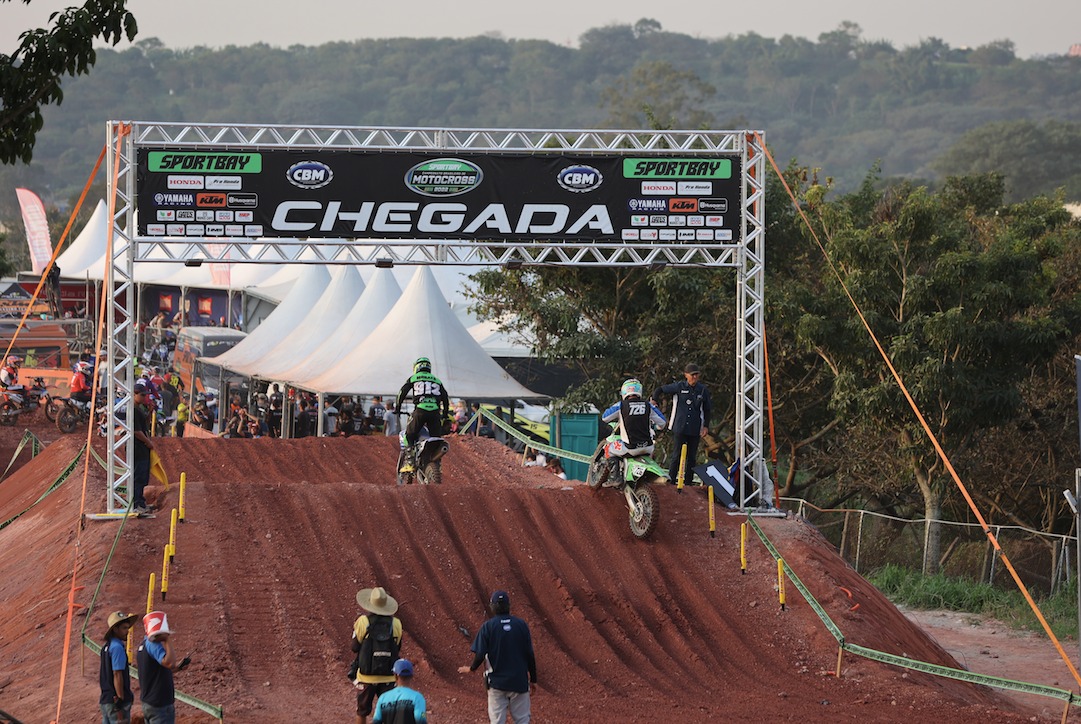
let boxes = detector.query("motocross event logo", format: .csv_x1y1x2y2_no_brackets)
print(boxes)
404,158,483,197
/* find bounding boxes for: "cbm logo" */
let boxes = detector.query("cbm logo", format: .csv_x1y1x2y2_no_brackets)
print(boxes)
287,160,334,189
557,165,603,193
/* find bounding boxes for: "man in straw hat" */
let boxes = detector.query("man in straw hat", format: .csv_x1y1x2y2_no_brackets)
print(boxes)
136,610,191,724
100,611,138,724
351,586,404,724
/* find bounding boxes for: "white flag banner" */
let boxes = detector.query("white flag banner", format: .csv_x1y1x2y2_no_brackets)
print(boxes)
207,242,231,288
15,188,53,275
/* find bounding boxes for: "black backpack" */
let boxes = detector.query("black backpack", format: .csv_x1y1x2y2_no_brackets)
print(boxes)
356,614,400,677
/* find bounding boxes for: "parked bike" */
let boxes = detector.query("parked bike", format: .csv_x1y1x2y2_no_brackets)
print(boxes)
585,433,667,539
396,427,449,486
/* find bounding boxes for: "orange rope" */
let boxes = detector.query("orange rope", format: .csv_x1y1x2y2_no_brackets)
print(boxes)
2,145,107,365
52,125,129,724
755,131,1081,691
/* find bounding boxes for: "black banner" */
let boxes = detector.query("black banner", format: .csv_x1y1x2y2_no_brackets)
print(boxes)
136,149,742,242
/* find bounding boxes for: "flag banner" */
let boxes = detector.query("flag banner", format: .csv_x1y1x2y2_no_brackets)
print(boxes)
15,188,53,274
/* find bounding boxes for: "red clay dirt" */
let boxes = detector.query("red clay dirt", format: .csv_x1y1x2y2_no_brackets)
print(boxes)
0,419,1073,723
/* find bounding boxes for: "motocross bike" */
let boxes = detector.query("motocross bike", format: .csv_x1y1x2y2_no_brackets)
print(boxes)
55,398,108,435
396,426,449,486
586,433,668,539
0,377,51,425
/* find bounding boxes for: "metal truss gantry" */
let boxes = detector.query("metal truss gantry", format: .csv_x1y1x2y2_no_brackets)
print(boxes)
104,122,768,512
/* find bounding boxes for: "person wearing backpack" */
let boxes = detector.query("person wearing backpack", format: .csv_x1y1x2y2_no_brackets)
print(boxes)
351,586,404,724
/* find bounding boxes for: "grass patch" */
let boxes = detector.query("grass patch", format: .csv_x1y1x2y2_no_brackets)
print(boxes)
869,564,1079,640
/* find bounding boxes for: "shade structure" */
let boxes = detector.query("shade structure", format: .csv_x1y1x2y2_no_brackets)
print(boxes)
55,200,109,278
299,266,542,399
209,265,331,371
222,266,365,379
276,267,402,386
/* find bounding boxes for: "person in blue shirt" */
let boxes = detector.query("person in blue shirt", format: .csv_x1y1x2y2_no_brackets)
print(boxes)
372,658,428,724
136,611,191,724
458,590,537,724
99,611,137,724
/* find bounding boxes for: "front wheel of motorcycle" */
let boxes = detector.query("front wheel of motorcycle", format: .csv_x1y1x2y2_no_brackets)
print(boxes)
628,484,660,540
586,442,608,490
0,401,17,426
45,397,60,421
56,407,81,434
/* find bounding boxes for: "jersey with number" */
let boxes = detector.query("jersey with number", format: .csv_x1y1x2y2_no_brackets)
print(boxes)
397,371,449,414
602,397,666,449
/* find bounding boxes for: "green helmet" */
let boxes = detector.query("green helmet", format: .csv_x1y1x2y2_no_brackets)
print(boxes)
414,356,432,374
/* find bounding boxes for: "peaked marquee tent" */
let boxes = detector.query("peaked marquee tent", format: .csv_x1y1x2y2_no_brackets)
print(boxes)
298,266,543,400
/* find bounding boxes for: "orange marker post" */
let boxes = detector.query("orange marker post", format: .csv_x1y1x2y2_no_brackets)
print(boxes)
160,547,170,602
708,485,716,538
740,522,747,574
168,508,178,562
178,472,187,522
778,558,786,610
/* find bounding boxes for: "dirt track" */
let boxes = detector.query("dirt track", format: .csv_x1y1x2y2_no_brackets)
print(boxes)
0,429,1049,722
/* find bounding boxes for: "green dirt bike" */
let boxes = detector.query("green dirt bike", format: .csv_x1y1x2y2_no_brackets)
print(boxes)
586,433,667,539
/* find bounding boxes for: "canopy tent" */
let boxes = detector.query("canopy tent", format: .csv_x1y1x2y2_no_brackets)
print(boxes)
222,266,365,379
468,317,535,358
208,265,331,371
276,267,402,386
298,266,543,400
54,200,110,278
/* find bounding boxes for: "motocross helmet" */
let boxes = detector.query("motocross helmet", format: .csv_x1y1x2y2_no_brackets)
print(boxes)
413,356,432,374
75,360,92,374
621,378,643,399
6,355,21,367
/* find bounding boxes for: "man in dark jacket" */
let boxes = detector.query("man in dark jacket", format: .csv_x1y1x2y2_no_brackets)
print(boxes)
652,362,712,485
458,590,537,724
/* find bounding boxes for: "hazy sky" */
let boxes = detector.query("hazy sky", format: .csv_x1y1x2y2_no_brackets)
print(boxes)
3,0,1078,58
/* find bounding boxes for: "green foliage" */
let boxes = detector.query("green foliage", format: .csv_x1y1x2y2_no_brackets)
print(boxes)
870,564,1079,639
1,0,138,164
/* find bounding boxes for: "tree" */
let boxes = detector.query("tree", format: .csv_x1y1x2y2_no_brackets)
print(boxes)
1,0,137,164
599,60,715,129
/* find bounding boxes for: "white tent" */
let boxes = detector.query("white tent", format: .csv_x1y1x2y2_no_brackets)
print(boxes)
468,318,535,358
299,266,542,399
210,265,331,371
277,267,402,385
224,266,365,379
55,200,109,278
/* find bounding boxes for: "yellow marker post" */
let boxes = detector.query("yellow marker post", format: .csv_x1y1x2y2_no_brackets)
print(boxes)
178,471,187,522
126,625,133,664
778,558,787,610
168,508,178,562
708,485,716,538
676,444,687,492
740,522,747,574
161,547,170,602
146,573,156,614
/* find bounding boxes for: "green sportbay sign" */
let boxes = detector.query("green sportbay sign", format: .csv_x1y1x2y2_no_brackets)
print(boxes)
148,152,262,172
623,158,732,179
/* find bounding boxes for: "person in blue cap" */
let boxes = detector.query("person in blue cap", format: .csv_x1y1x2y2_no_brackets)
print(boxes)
372,658,427,724
458,590,537,724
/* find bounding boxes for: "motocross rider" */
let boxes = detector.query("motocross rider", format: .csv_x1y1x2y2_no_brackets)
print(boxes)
395,357,450,473
70,360,94,405
1,355,21,388
600,378,667,467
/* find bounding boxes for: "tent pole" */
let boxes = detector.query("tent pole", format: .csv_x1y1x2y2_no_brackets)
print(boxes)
317,392,325,437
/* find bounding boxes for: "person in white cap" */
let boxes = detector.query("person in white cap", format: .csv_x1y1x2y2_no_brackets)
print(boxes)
100,610,138,724
372,658,428,723
351,586,404,724
136,611,191,724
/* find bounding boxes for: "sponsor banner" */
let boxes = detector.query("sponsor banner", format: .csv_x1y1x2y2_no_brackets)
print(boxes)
15,188,52,274
168,175,204,189
136,149,741,242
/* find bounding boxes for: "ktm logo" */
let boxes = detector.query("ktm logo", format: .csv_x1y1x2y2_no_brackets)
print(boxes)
196,193,227,207
669,198,698,212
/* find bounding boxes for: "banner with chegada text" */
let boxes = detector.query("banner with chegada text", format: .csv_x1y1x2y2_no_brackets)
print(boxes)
135,149,743,244
15,188,53,274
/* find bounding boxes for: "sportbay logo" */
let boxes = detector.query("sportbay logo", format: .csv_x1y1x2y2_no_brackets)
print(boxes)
153,193,194,206
627,198,667,212
557,165,603,193
197,193,227,208
287,161,334,189
624,158,733,179
405,159,483,197
149,152,261,172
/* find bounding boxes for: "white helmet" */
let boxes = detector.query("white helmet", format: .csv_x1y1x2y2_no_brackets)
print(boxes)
621,378,643,399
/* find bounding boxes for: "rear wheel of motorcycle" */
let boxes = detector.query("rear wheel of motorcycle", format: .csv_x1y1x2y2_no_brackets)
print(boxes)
45,397,60,421
0,401,17,426
422,461,441,485
628,484,660,540
56,407,80,434
586,442,608,490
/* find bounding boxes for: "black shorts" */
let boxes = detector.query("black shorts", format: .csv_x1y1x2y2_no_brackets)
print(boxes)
356,681,395,716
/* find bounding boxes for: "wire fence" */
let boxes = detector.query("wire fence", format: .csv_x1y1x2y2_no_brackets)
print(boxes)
780,498,1077,598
